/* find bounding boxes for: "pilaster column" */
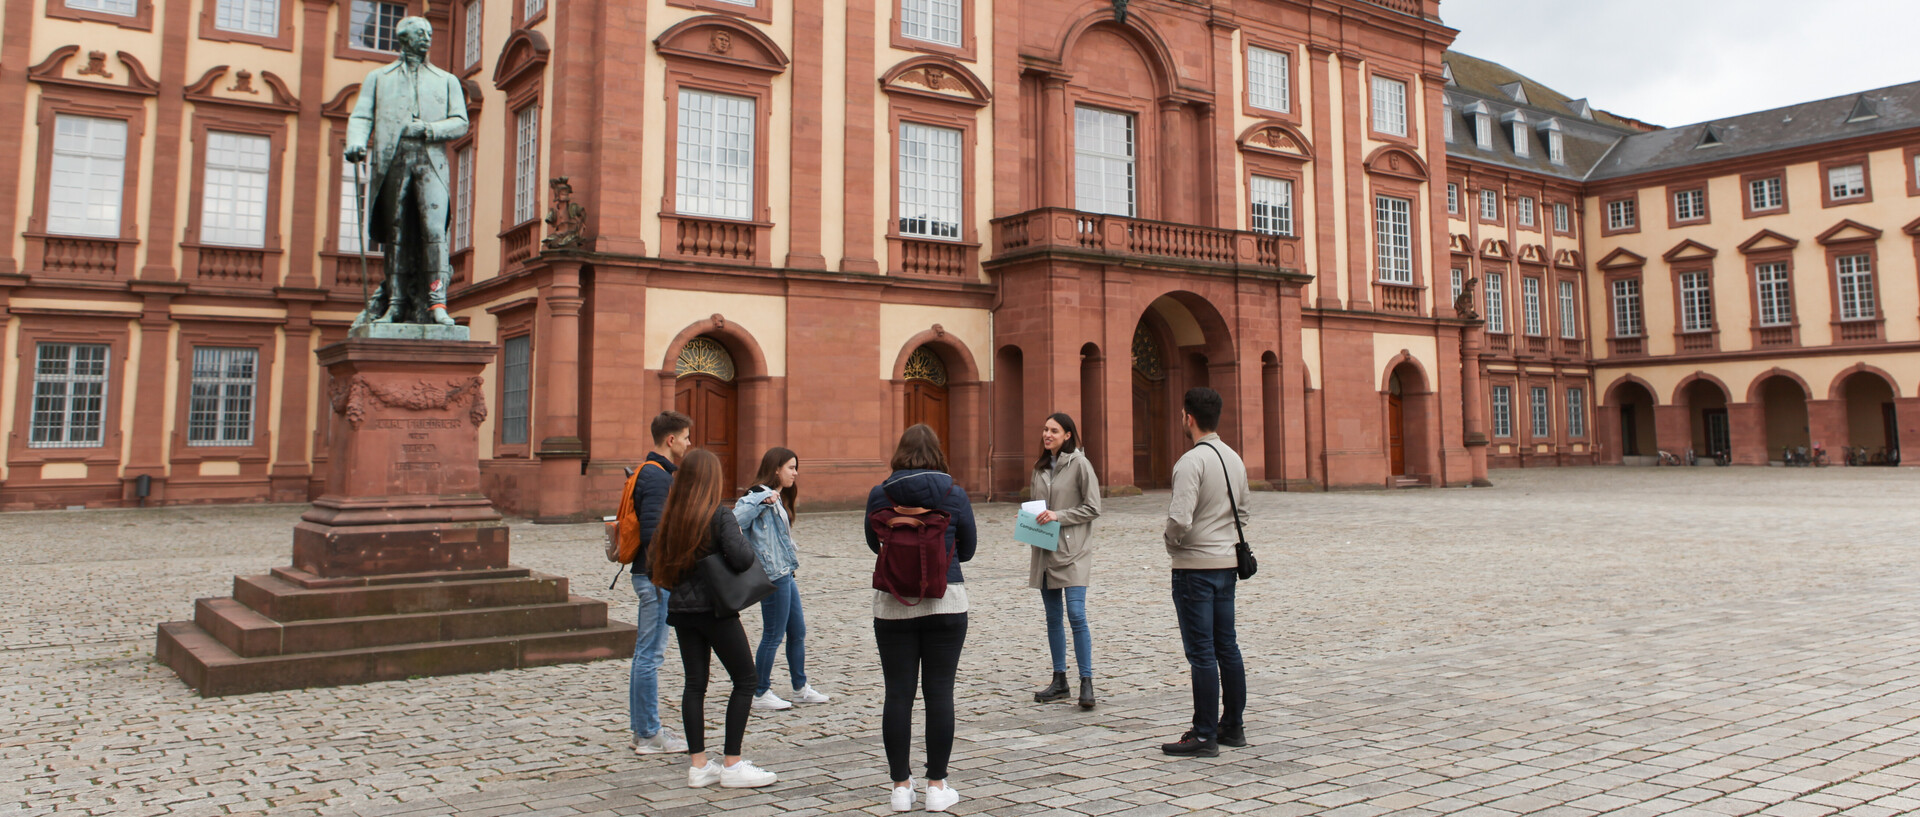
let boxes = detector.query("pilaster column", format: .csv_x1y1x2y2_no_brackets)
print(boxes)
1158,98,1189,221
1040,76,1070,210
534,260,588,522
270,294,322,500
1307,44,1341,309
0,0,37,274
140,0,196,281
124,285,185,501
1338,52,1371,311
1461,324,1490,486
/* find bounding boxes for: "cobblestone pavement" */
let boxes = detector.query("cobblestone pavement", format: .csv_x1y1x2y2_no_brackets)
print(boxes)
6,466,1920,816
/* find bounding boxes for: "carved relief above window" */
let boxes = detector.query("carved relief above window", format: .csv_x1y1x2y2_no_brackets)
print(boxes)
675,336,737,382
904,346,949,386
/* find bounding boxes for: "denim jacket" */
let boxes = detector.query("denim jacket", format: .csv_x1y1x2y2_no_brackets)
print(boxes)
733,485,798,581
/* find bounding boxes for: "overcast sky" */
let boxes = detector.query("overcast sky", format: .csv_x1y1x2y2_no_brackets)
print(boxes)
1441,0,1918,128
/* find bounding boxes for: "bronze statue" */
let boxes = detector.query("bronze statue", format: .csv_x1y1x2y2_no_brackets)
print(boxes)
345,16,469,328
543,176,586,249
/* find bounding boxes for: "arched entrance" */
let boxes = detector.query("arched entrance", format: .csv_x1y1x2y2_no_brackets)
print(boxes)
1128,292,1237,488
1610,380,1657,458
903,345,951,461
1079,343,1105,479
1839,371,1899,458
1383,360,1432,481
1131,323,1171,488
1683,379,1731,460
1756,375,1809,461
674,336,739,491
1387,372,1406,476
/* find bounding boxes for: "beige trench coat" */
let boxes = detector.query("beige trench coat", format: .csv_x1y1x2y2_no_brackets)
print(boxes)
1027,448,1102,589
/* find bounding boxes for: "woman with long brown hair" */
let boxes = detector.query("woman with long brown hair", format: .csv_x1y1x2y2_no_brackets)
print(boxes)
734,446,831,711
651,449,779,789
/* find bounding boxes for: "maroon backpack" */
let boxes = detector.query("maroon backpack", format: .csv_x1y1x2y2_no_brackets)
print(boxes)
869,504,952,605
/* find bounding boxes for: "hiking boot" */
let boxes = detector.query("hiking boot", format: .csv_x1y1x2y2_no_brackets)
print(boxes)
1032,672,1071,702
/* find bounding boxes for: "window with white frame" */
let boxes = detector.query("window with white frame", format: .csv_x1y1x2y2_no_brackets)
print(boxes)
1835,254,1874,321
1606,197,1635,230
1674,188,1705,221
48,115,127,238
514,104,542,223
1749,176,1783,211
454,144,474,251
187,347,257,447
1522,277,1542,336
1446,183,1458,214
1679,271,1713,332
463,1,483,70
1511,121,1530,158
1371,76,1407,137
1547,130,1564,164
1566,387,1586,437
1517,196,1535,227
1443,102,1454,142
501,335,530,445
1374,195,1413,284
216,0,279,35
349,0,406,53
1451,268,1463,303
1480,189,1498,220
1249,176,1293,237
1247,47,1290,113
1475,112,1493,150
1558,280,1577,339
201,131,271,248
67,0,135,14
1553,202,1570,233
901,0,962,47
1485,271,1506,333
1490,385,1512,438
898,122,962,240
338,157,372,254
1074,106,1134,217
1828,163,1865,200
1611,278,1643,336
523,0,544,19
676,90,754,220
1756,262,1792,326
1530,386,1550,438
30,343,109,449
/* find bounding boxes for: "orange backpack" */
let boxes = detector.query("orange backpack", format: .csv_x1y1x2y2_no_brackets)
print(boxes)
607,460,667,564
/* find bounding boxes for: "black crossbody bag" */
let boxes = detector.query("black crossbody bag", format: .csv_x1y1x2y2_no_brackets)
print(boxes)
1201,442,1258,580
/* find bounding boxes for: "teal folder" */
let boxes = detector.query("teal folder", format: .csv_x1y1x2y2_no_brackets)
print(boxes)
1015,509,1060,551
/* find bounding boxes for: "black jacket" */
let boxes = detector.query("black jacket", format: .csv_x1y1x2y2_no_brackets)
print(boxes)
864,469,976,585
660,507,757,617
630,452,676,575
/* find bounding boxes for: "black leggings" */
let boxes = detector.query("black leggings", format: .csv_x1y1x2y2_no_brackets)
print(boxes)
873,613,968,782
674,613,756,756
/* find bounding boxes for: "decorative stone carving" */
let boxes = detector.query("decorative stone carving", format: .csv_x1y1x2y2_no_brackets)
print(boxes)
227,69,257,94
932,323,946,337
330,375,489,429
542,176,586,249
711,313,726,329
78,50,113,78
710,30,732,54
1453,276,1480,320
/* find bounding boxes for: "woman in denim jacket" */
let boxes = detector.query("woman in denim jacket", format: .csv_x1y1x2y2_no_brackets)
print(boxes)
734,447,831,710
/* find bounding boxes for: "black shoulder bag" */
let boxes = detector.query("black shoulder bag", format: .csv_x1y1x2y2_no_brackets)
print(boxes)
1201,442,1258,580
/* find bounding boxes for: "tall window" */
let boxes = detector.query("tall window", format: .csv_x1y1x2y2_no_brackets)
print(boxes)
1511,122,1531,158
1451,268,1464,303
1679,271,1713,332
1247,47,1290,113
1490,385,1512,438
523,0,544,19
1674,189,1705,221
1749,176,1783,211
1480,189,1498,220
1446,183,1458,214
1828,164,1865,200
187,347,256,447
676,90,754,220
68,0,135,13
1606,198,1636,230
349,1,406,53
1485,272,1506,334
216,0,279,35
1474,112,1493,150
338,157,371,254
1611,278,1643,336
1517,196,1535,227
463,1,484,70
501,336,530,445
1249,176,1293,237
513,105,542,223
454,145,474,251
1553,202,1570,233
1547,130,1564,164
898,122,962,240
1566,387,1586,437
30,343,109,449
1530,386,1550,438
1443,102,1453,142
1522,277,1542,336
1371,76,1407,136
1374,196,1412,284
1558,280,1577,339
1074,106,1134,217
48,115,127,238
901,0,961,46
201,131,271,248
1835,254,1874,321
1756,262,1792,326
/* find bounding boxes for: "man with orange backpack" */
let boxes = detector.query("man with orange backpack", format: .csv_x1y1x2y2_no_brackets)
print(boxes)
617,410,695,755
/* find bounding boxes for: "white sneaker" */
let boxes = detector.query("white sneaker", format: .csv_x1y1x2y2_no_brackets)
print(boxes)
925,781,960,812
793,684,831,704
632,727,689,755
688,761,721,788
890,779,917,812
752,690,793,710
720,759,778,788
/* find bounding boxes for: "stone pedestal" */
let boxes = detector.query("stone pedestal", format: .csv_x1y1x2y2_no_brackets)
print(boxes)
157,338,634,696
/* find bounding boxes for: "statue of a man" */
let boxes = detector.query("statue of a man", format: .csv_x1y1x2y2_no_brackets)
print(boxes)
345,17,468,327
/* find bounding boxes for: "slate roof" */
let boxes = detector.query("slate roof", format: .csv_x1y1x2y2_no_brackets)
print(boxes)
1586,80,1920,180
1440,51,1642,182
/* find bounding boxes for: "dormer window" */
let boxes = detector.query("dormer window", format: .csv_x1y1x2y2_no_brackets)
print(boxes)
1465,100,1492,150
1568,98,1594,121
1502,110,1529,158
1443,97,1454,142
1538,119,1565,165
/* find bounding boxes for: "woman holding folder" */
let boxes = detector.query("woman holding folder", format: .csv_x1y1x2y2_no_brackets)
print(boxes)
1027,412,1103,709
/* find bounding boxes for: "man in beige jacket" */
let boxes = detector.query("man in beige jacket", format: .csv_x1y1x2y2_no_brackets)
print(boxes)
1159,387,1249,758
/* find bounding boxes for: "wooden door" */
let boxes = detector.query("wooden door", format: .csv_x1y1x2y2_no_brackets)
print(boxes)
1388,393,1406,476
1132,371,1169,488
675,375,738,491
904,381,950,462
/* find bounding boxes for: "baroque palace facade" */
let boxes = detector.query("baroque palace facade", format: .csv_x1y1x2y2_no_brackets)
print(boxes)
0,0,1912,514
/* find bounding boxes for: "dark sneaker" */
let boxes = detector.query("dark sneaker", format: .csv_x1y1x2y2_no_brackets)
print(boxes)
1216,726,1247,748
1160,731,1219,757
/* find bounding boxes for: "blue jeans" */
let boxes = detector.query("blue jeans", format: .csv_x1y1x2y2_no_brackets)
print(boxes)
1041,581,1092,677
629,574,671,738
1171,568,1245,741
754,573,807,695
